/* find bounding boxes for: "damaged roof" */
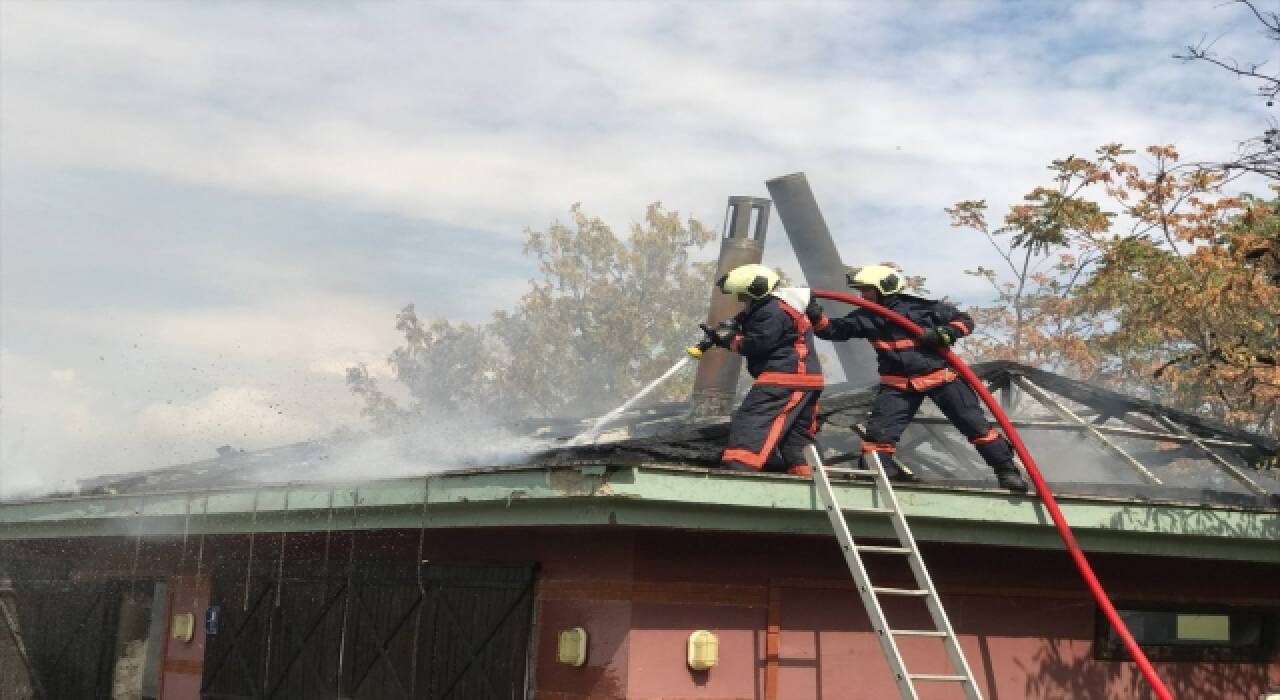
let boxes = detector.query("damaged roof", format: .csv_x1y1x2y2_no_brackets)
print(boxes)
557,361,1279,509
53,361,1280,511
1,364,1277,560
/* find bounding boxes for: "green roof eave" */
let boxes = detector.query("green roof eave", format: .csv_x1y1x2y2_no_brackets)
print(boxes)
0,464,1276,563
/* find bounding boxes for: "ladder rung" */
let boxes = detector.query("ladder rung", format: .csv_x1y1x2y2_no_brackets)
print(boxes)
873,587,930,597
825,467,876,477
909,673,969,681
805,444,981,694
855,545,912,555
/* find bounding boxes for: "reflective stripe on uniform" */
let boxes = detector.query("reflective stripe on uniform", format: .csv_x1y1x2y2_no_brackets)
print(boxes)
948,320,969,336
971,427,1001,445
871,338,918,351
756,371,825,388
879,367,956,391
776,301,812,374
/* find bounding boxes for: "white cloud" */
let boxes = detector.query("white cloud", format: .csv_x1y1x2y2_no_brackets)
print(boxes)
49,368,76,384
0,0,1271,490
4,1,1262,236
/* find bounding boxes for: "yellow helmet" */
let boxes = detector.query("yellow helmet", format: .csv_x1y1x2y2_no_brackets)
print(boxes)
847,265,905,295
717,263,780,299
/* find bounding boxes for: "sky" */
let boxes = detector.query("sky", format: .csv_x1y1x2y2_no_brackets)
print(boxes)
0,0,1270,495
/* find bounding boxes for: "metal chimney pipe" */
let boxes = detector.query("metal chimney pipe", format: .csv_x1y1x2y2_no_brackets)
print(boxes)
688,196,771,418
765,172,878,386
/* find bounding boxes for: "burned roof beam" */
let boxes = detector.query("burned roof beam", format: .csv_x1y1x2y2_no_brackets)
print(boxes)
979,361,1276,453
1110,411,1170,436
907,417,1257,449
1151,415,1268,496
1013,375,1164,485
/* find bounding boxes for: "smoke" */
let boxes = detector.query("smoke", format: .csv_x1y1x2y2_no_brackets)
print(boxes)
248,412,555,485
0,405,557,502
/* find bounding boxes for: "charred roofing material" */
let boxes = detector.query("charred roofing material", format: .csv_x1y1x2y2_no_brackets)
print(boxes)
549,362,1279,509
45,362,1280,511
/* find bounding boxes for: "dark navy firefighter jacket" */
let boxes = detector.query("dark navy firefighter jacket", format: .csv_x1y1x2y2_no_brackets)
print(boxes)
726,292,824,389
813,294,974,391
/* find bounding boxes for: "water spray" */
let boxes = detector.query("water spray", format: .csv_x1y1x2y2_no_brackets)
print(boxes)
568,321,741,446
813,288,1174,700
566,356,695,447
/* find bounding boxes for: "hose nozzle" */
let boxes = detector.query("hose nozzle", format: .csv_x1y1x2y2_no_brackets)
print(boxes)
688,320,736,360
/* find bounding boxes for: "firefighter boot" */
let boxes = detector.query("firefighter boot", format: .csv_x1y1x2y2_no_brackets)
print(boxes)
862,454,919,483
993,461,1029,492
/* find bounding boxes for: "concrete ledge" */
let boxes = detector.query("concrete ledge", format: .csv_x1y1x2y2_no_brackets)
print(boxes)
1,465,1276,562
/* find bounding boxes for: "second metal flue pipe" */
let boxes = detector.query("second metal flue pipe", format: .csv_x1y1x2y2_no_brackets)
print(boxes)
688,196,770,418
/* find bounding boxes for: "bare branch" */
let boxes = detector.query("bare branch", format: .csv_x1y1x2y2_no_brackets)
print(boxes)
1239,0,1280,33
1180,125,1280,181
1175,0,1280,104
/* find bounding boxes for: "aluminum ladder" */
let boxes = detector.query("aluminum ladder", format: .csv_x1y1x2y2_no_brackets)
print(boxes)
803,444,983,700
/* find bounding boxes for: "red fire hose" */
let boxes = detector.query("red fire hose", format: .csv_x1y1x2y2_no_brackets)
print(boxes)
813,289,1174,700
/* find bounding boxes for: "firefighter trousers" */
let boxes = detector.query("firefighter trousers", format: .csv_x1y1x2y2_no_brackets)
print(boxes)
864,379,1014,467
722,385,821,473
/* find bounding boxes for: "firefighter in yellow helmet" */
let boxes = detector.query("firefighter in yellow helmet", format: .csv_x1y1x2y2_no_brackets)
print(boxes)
698,264,824,476
806,265,1029,491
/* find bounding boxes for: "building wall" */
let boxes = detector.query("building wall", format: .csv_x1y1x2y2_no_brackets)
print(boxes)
157,575,210,700
3,526,1278,699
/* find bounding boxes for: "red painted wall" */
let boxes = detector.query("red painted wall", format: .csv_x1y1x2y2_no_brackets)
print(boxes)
529,528,1280,700
157,574,210,700
6,526,1278,699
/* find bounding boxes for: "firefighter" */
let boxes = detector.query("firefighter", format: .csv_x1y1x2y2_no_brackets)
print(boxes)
700,263,824,476
806,265,1029,492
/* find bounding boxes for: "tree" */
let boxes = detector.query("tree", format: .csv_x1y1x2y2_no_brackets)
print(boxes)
346,310,510,429
954,144,1279,437
1175,0,1279,180
1082,150,1276,432
348,203,717,430
1177,0,1279,107
490,203,716,416
945,150,1119,374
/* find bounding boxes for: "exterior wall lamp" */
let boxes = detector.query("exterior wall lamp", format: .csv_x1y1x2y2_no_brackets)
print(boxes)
687,629,719,671
557,627,588,667
170,613,195,643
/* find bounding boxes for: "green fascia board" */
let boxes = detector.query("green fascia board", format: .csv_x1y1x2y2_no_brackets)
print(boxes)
0,465,1276,563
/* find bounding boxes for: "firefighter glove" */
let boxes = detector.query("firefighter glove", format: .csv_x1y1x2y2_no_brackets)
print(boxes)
919,326,956,348
805,298,825,324
700,321,738,349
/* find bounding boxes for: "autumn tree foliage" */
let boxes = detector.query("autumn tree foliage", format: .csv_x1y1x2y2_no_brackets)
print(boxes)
953,144,1279,437
945,152,1116,374
347,203,716,429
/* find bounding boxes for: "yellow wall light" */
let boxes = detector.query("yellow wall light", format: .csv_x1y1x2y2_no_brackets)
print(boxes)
171,613,195,643
557,627,588,667
687,629,719,671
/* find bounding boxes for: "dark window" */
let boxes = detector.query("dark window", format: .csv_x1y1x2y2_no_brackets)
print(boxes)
1094,604,1277,662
